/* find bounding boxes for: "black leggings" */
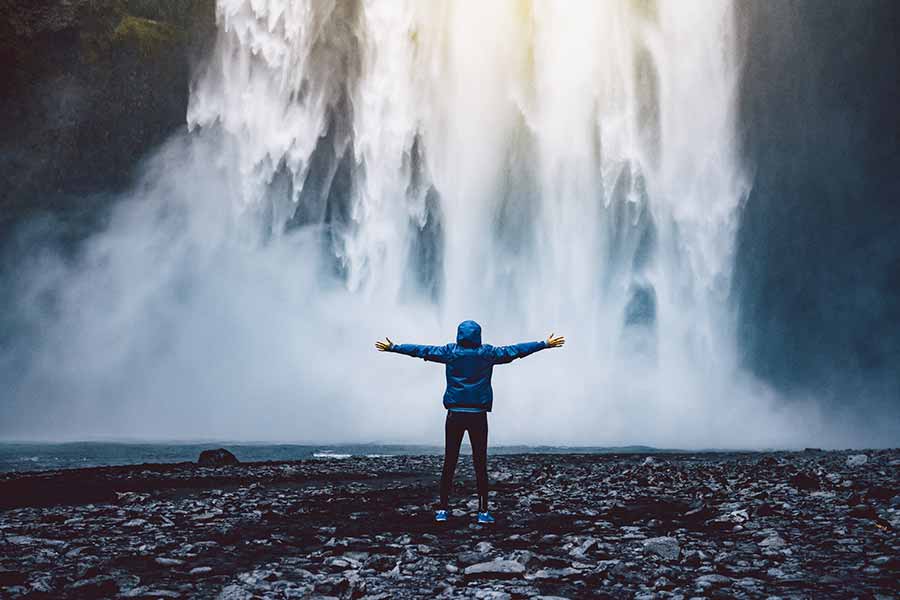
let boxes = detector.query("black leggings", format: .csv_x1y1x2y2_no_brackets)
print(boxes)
440,411,489,512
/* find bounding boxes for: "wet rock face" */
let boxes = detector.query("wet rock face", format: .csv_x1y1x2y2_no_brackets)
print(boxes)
0,450,898,599
733,0,900,411
0,0,217,231
197,448,239,467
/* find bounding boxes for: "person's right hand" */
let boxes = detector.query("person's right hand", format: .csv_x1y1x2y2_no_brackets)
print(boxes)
546,333,565,348
375,337,394,352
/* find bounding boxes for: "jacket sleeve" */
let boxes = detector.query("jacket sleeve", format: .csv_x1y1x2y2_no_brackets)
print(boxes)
390,343,453,364
491,340,548,365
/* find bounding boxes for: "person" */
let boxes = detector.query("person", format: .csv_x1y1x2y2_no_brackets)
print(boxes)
375,320,565,524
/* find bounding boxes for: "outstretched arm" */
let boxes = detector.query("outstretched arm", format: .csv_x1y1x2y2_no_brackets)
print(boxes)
375,338,452,363
492,333,565,364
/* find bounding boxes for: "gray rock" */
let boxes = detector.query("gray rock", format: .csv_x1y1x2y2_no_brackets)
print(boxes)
463,560,525,578
474,592,511,600
457,551,489,566
71,576,119,595
217,584,252,600
734,577,763,589
364,555,395,572
124,518,147,527
643,536,681,560
326,557,351,570
696,573,731,586
846,454,868,467
5,535,36,545
115,491,150,504
759,534,786,548
531,567,579,580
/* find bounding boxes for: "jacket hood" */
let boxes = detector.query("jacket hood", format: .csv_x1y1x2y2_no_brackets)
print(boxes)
456,320,482,348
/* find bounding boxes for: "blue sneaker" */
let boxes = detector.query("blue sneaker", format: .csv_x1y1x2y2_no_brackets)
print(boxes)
476,511,495,524
435,509,448,522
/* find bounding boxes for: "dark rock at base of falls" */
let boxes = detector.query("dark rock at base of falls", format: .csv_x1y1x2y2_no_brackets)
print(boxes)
1,450,898,599
197,448,239,467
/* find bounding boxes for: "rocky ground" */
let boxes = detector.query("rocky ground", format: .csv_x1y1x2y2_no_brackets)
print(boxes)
0,450,898,599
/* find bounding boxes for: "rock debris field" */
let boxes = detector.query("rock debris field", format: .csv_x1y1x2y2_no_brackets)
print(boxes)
1,450,898,599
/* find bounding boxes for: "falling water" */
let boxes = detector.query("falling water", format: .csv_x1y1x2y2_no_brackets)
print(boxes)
5,1,825,446
183,0,756,442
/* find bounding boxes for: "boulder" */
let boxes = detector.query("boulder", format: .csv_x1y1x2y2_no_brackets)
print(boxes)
642,536,680,561
463,560,525,578
846,454,868,467
197,448,239,467
696,573,731,586
759,533,786,548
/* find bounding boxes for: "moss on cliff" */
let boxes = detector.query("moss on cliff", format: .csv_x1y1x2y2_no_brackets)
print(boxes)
76,0,215,63
111,15,182,57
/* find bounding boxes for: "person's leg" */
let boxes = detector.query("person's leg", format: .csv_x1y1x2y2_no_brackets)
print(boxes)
439,411,465,510
468,412,490,512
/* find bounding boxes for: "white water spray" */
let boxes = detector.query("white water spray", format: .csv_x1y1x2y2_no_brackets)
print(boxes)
4,1,831,446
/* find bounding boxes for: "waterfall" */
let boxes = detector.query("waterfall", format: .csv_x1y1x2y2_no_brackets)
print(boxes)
7,1,824,446
189,1,746,314
180,0,755,443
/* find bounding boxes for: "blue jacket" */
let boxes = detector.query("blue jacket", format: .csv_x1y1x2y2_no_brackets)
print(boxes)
389,320,548,412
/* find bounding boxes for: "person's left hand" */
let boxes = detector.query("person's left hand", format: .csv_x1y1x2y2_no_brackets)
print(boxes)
546,333,566,348
375,337,394,352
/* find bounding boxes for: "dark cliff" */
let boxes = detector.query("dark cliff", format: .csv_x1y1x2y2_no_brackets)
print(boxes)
0,0,216,231
734,1,900,407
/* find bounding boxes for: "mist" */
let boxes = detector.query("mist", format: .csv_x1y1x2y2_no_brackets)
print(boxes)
1,0,897,448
